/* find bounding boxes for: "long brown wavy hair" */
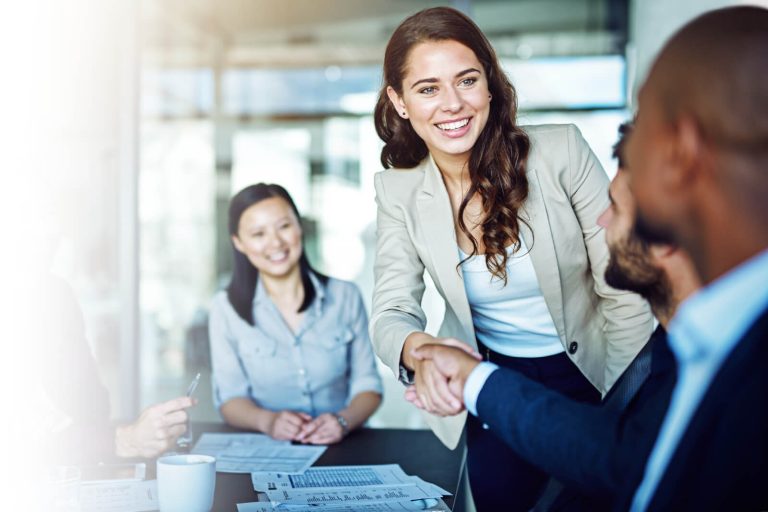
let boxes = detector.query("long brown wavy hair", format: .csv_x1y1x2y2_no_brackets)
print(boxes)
374,6,530,282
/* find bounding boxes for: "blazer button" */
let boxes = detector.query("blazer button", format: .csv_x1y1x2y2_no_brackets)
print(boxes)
568,341,578,354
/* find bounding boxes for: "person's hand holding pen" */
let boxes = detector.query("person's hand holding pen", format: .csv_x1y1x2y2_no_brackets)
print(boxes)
115,372,200,458
115,395,198,458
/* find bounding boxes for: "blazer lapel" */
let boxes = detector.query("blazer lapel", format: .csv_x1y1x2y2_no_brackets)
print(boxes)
415,157,474,340
520,168,566,338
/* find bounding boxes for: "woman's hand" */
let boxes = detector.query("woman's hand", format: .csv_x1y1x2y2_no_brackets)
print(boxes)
402,333,481,417
296,413,345,445
266,410,312,441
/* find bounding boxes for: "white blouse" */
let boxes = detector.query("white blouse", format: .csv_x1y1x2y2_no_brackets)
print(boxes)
459,238,564,358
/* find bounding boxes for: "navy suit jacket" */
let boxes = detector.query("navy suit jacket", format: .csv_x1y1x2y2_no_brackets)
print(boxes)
616,308,768,511
475,326,675,508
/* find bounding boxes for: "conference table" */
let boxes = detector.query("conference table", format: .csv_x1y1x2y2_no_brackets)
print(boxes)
180,422,466,511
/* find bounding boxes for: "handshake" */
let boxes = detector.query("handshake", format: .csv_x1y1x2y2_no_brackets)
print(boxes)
403,337,484,417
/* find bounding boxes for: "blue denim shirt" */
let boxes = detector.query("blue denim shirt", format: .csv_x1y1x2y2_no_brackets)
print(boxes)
209,275,383,416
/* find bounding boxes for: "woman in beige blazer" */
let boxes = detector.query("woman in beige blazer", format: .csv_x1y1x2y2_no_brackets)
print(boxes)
370,7,653,511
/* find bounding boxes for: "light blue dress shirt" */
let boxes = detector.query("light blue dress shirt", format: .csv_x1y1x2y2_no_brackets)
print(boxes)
630,248,768,511
209,274,383,417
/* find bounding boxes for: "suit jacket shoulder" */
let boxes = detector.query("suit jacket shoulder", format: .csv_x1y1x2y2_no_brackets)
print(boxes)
643,308,768,511
524,123,584,178
374,165,424,203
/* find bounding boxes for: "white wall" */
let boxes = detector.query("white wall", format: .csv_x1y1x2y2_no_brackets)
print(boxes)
629,0,768,103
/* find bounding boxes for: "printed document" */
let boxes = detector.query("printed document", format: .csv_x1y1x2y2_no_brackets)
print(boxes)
79,479,158,512
237,497,451,511
192,433,326,474
251,464,449,507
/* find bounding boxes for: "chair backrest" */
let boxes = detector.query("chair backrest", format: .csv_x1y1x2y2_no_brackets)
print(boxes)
602,339,654,412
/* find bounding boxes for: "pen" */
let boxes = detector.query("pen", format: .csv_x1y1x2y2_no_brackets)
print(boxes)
177,372,201,449
186,372,201,398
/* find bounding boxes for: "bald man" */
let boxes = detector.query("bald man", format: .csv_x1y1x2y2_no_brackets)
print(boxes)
623,6,768,511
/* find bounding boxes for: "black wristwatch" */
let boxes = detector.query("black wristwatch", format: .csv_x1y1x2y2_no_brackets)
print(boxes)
398,364,416,385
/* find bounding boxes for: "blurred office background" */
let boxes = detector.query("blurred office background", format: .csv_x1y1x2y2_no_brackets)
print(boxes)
18,0,762,429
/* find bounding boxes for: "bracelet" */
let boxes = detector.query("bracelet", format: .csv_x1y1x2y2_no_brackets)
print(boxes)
334,413,350,436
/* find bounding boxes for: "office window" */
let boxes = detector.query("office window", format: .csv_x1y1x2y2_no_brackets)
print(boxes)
137,1,634,429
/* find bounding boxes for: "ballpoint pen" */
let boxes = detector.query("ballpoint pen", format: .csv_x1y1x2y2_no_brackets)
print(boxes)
177,372,202,449
186,372,201,399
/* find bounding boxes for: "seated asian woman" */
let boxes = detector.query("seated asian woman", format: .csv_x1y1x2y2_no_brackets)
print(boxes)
209,183,382,444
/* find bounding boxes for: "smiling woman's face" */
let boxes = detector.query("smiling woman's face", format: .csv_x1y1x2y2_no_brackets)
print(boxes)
232,196,303,280
387,39,491,169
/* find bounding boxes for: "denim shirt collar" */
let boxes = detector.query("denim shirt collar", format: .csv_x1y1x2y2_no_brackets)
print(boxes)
252,271,327,320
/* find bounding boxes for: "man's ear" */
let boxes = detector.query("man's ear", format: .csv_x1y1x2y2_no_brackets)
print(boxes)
386,86,407,117
671,115,705,188
649,243,676,260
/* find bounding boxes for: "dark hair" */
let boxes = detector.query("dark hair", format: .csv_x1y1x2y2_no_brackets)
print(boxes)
374,6,531,282
226,183,327,325
612,122,633,169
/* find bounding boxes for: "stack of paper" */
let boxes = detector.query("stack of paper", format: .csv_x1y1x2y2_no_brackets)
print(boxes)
237,500,449,511
192,433,326,474
79,480,158,512
239,464,451,511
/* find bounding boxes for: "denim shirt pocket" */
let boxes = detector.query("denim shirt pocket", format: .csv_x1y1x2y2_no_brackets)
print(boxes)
314,326,355,350
304,326,355,386
238,327,278,359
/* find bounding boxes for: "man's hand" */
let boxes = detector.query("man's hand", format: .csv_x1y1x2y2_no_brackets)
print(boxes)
266,411,312,441
407,344,482,412
115,396,196,458
296,413,345,445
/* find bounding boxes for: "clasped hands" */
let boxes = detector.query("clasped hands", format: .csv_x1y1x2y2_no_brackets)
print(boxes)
402,335,483,417
267,411,346,445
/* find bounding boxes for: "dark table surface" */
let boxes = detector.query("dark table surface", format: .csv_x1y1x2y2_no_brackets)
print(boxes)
180,422,465,511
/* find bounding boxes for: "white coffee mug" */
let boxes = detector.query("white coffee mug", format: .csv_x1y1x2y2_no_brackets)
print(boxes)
157,454,216,512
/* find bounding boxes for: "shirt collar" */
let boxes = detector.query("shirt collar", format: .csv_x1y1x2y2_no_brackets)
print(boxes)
252,270,327,316
308,271,327,317
253,276,265,304
668,248,768,362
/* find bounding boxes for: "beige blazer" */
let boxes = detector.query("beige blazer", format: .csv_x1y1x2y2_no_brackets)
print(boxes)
370,124,654,449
